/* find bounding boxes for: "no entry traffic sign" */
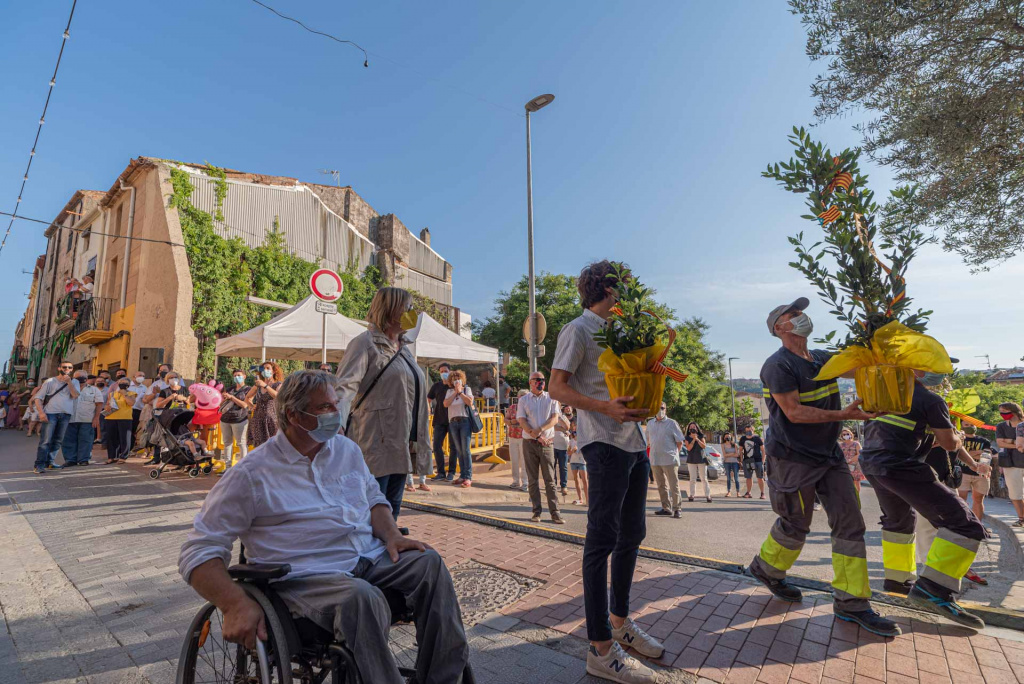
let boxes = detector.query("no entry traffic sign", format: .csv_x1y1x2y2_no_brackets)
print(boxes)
309,268,343,302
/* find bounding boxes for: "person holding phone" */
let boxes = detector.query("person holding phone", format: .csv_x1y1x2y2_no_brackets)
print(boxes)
684,422,710,503
32,360,80,474
246,362,283,448
444,370,475,488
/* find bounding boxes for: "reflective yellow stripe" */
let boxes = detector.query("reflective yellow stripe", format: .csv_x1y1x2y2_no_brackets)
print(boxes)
925,538,977,583
759,535,802,573
762,389,771,397
831,552,871,599
799,382,839,403
874,415,917,430
881,540,916,574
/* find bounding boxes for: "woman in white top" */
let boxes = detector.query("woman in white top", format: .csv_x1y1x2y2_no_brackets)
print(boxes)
443,369,474,487
480,381,496,409
568,422,588,505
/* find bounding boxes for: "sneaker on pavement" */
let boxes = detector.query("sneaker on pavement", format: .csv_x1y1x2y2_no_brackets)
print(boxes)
834,608,902,637
611,617,664,659
747,560,802,602
33,467,45,475
672,510,681,519
586,643,656,684
531,514,542,523
551,516,566,525
654,509,672,516
908,585,985,630
45,464,62,470
883,579,913,595
509,483,521,489
1013,519,1024,528
964,569,988,586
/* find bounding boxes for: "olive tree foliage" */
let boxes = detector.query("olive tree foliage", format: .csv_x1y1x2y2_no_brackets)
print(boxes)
790,0,1024,269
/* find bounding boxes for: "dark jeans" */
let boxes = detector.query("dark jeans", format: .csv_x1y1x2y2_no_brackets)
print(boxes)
554,448,568,489
581,442,649,642
131,408,141,450
432,421,449,478
448,418,472,481
62,422,95,464
34,412,72,469
106,419,133,461
376,473,407,520
723,462,741,492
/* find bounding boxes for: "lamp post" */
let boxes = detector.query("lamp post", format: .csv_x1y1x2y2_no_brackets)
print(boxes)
728,357,739,437
525,93,555,373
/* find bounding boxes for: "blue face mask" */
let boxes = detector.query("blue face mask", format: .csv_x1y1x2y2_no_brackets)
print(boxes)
440,372,449,381
261,368,273,379
234,375,245,384
298,410,342,443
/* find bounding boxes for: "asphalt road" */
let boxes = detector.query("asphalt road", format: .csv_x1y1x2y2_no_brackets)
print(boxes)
459,473,1006,599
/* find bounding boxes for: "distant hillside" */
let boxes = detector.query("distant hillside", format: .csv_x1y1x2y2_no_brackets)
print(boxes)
733,377,856,394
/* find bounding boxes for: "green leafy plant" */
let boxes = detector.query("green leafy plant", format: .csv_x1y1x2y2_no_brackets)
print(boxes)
593,264,670,357
763,127,932,349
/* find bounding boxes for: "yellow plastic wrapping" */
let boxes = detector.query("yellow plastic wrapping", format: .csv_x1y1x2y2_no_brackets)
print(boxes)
814,321,953,414
598,342,669,419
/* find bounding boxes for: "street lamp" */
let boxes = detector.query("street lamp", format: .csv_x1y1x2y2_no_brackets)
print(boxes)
728,357,739,437
525,93,555,373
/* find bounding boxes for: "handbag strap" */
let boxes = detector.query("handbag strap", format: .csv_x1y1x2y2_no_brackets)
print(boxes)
346,347,405,431
41,381,68,408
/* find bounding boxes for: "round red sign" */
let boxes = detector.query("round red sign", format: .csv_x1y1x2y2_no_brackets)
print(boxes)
309,268,343,302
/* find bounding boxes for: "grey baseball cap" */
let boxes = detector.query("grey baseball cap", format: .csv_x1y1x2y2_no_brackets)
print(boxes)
766,297,810,337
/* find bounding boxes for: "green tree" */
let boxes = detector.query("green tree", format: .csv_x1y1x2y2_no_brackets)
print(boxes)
734,397,764,434
662,319,730,431
789,1,1024,269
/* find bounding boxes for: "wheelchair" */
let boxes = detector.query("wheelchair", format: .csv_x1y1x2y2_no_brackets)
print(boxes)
176,559,418,684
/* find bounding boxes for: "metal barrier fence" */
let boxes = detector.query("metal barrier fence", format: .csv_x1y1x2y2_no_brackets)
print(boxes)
428,411,506,460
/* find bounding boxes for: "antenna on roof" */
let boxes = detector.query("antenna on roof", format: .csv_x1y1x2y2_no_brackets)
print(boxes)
318,169,341,187
975,354,992,371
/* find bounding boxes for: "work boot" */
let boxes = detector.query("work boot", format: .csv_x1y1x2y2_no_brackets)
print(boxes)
834,608,902,637
586,643,656,683
908,584,985,630
611,617,664,659
747,560,802,602
883,579,913,596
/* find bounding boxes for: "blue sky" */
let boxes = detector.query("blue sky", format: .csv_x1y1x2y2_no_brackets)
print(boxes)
2,1,1020,378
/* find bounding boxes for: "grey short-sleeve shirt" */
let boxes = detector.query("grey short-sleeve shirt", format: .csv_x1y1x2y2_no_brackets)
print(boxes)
551,309,646,453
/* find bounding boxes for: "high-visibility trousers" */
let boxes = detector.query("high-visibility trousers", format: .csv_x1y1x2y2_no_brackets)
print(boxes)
865,466,985,597
751,454,871,611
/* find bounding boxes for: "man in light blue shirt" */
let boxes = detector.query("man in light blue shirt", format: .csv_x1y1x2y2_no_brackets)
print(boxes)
62,371,104,466
32,360,80,474
646,403,684,518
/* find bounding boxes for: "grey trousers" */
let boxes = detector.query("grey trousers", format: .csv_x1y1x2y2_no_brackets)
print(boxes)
522,439,560,517
275,549,472,684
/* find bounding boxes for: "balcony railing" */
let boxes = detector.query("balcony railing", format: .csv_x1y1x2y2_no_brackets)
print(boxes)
73,297,116,344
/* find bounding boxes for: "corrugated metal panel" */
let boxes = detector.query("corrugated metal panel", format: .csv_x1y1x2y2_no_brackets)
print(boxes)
408,232,446,280
394,265,452,305
185,171,373,271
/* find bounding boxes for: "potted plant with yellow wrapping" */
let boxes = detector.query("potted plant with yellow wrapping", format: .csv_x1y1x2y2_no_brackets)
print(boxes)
593,265,687,418
763,128,952,414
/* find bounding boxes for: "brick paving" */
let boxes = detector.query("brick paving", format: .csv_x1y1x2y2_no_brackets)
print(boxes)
0,435,1022,684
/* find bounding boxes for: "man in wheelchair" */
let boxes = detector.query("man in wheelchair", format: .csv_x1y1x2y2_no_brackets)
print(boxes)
179,370,473,684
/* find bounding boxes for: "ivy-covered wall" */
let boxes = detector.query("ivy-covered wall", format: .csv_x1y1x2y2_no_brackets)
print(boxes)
168,166,382,382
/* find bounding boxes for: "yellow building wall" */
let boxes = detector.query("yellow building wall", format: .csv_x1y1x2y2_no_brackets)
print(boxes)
91,304,136,372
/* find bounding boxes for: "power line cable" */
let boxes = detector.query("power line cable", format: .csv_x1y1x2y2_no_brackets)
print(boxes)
0,0,79,259
243,0,521,117
0,211,186,248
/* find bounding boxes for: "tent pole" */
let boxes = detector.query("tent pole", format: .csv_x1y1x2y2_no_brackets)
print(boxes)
261,346,266,363
213,354,219,379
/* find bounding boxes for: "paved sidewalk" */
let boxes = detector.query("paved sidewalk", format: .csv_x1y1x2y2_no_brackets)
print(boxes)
1,431,1023,684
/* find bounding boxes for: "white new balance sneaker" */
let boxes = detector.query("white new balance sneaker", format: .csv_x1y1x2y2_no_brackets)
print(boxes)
612,617,665,659
586,643,658,684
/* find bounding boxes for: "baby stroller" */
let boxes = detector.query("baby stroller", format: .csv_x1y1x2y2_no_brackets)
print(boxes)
148,408,215,479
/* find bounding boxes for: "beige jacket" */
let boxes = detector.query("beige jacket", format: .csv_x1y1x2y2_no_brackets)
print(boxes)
335,325,430,478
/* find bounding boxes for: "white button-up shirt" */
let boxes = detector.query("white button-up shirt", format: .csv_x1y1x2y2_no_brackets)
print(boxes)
178,431,390,583
70,384,104,423
516,391,560,441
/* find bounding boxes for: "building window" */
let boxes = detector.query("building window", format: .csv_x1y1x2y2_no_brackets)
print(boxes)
115,205,124,237
82,228,91,252
66,227,74,252
87,255,97,276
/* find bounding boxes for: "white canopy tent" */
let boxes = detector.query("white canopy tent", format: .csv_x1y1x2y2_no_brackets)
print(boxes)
406,312,498,368
214,296,368,362
214,297,499,367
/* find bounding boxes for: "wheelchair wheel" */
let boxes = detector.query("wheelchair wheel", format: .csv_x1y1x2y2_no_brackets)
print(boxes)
188,467,200,478
149,469,160,479
202,464,213,475
177,593,292,684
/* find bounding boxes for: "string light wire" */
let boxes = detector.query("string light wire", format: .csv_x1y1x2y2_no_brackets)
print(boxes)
0,0,79,259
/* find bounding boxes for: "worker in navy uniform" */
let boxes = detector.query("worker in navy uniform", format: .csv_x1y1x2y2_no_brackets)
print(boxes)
749,298,900,637
859,371,989,629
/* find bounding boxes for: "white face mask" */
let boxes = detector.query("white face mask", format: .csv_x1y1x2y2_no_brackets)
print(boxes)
135,376,144,383
788,313,813,337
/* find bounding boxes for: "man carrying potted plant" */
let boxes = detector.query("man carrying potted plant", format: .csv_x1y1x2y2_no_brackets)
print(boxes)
749,298,902,638
550,260,663,684
859,373,989,628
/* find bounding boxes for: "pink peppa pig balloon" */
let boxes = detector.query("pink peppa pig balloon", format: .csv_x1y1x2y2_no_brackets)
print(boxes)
189,382,223,426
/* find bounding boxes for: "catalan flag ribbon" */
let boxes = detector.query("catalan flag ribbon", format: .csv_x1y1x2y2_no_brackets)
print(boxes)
818,206,842,225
